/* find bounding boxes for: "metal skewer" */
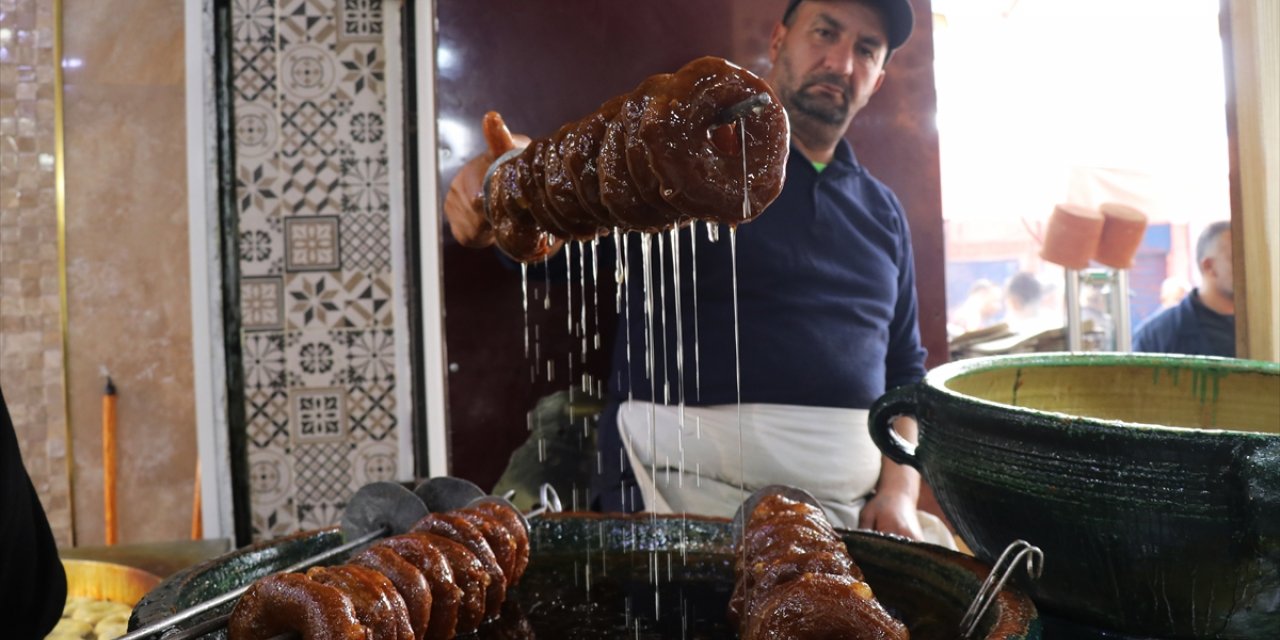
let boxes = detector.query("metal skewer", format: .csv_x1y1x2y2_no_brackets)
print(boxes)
715,92,773,125
130,479,562,640
120,525,393,640
482,146,523,219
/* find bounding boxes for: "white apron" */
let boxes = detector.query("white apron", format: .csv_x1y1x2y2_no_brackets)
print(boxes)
617,400,955,549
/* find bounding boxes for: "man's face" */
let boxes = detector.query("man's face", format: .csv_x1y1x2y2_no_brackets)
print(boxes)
1203,231,1234,299
766,1,889,136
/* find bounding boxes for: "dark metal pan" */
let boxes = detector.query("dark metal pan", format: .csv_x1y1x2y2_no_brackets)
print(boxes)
132,512,1039,639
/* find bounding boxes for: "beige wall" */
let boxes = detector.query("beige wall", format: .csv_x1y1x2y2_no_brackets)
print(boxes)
61,0,195,545
0,0,195,546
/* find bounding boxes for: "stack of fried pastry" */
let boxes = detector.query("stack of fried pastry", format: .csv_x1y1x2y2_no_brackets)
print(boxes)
479,56,790,263
729,493,910,639
228,500,529,640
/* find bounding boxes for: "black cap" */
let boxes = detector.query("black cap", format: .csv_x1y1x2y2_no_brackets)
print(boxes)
782,0,915,51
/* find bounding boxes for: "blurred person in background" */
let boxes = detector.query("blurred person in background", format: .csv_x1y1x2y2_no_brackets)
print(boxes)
1003,271,1056,334
1158,276,1192,310
1133,221,1235,357
948,278,1004,336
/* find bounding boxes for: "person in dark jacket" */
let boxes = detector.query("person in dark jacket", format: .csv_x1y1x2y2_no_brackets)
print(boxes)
1,384,67,639
1133,221,1235,357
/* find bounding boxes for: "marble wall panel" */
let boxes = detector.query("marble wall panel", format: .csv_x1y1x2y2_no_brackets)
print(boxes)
61,0,196,545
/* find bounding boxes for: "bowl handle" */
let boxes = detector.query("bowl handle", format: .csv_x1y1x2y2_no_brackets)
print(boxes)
869,385,922,470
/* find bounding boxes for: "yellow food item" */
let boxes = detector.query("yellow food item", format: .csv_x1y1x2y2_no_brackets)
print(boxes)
50,597,133,639
49,617,93,636
93,611,130,639
70,599,128,623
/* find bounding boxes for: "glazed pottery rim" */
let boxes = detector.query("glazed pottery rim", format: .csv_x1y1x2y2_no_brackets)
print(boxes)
922,352,1280,439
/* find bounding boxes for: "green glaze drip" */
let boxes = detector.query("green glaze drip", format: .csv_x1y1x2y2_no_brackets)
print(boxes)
1212,371,1222,424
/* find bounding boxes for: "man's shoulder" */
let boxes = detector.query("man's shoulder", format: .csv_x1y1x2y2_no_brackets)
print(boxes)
1137,303,1184,329
1133,297,1195,350
834,165,907,227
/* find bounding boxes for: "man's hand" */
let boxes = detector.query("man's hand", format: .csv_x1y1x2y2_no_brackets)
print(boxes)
858,415,924,540
858,485,924,540
442,118,530,248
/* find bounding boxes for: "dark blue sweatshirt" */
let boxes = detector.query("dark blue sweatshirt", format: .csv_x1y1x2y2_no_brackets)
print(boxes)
590,140,927,510
607,139,927,410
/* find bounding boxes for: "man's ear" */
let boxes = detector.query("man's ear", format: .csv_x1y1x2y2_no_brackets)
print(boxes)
1201,255,1216,277
871,67,887,94
768,22,787,65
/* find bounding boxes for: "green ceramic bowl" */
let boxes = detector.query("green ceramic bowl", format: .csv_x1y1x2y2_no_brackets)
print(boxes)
869,353,1280,639
132,513,1039,639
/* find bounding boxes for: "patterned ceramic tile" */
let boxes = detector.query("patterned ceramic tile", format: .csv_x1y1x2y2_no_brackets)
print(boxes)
246,387,290,448
284,271,345,330
232,41,276,103
338,0,382,42
297,501,344,530
294,440,351,502
234,101,278,161
340,155,388,215
248,445,294,507
286,329,349,388
352,440,397,487
340,107,385,159
279,154,343,215
340,327,395,383
337,42,384,98
239,206,284,277
284,215,340,271
243,331,287,390
279,0,338,47
339,212,390,272
241,276,286,330
279,98,343,159
348,379,395,442
340,271,393,327
236,157,282,217
290,387,347,443
232,0,276,45
251,503,299,540
279,42,339,101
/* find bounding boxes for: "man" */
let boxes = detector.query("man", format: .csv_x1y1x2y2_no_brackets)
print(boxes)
1134,221,1235,357
445,0,943,544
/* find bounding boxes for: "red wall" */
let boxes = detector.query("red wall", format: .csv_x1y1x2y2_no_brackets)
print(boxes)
435,0,944,490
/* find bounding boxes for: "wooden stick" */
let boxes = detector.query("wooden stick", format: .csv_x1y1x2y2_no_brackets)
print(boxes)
191,459,203,540
103,375,118,546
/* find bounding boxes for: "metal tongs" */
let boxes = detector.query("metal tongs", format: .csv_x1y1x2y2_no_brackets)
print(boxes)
959,539,1044,638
